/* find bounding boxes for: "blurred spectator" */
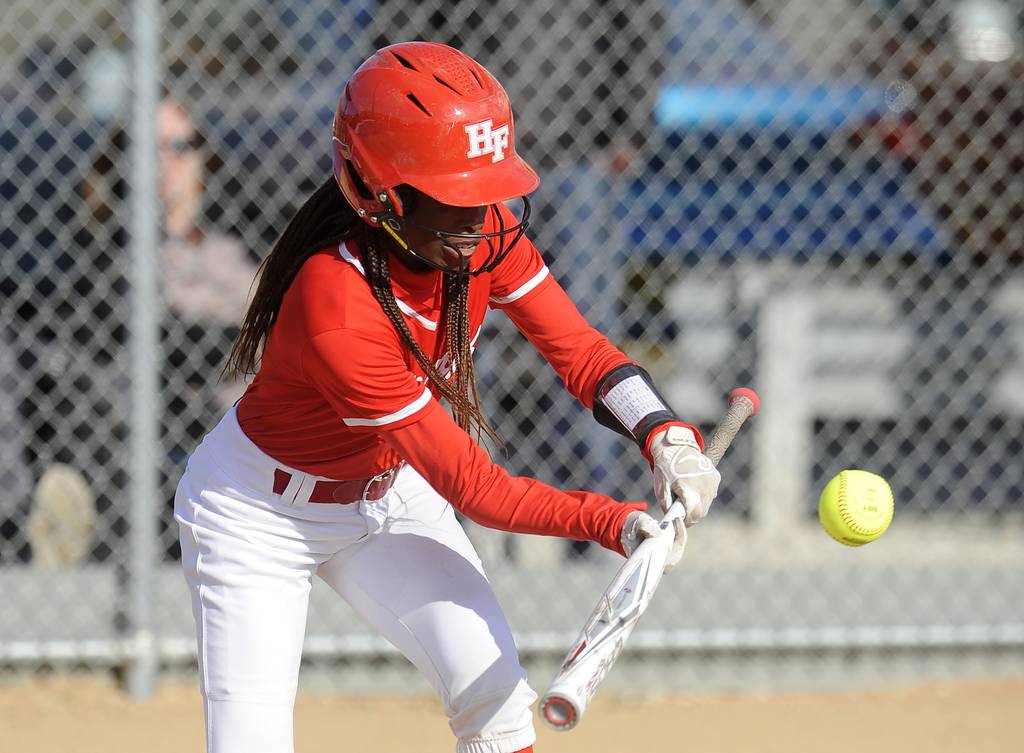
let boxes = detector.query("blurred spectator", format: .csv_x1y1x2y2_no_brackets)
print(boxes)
156,96,259,557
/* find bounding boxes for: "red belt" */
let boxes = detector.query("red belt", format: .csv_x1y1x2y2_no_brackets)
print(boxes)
272,465,400,504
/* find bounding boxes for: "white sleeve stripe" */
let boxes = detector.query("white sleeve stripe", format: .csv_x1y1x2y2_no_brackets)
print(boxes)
394,298,439,331
342,387,432,427
489,266,550,305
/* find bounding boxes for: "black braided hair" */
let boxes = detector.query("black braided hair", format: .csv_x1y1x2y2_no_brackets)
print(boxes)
361,231,501,447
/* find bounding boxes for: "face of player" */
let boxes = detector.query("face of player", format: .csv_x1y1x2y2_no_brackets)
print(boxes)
390,191,487,273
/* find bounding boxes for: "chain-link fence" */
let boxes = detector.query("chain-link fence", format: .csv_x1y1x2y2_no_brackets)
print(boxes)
2,0,1023,696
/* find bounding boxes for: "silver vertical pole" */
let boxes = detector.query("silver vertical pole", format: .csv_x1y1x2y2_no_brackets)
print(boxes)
753,283,812,534
126,0,161,699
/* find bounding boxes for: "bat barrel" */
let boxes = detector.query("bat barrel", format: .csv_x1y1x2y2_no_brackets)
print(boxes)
540,692,581,731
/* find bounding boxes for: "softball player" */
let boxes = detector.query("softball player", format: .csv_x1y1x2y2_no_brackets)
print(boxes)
174,41,720,753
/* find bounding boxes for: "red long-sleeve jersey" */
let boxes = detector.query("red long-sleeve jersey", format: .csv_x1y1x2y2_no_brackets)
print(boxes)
237,205,646,553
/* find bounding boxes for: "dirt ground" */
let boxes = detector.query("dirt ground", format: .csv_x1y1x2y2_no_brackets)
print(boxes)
2,676,1020,753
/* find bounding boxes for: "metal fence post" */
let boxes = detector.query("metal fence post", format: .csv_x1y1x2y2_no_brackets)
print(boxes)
126,0,162,699
753,284,813,533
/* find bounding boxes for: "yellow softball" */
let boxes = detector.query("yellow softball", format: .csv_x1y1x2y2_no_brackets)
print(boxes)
818,470,894,546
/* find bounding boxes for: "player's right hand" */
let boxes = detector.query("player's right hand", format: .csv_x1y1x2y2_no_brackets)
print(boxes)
620,510,686,572
649,425,721,526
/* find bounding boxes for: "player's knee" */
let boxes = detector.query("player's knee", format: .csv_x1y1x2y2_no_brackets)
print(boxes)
449,677,537,753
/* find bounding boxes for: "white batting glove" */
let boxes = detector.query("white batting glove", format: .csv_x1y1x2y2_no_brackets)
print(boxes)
620,509,686,572
649,425,721,527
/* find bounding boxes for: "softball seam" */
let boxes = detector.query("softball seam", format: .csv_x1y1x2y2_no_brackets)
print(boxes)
836,474,893,538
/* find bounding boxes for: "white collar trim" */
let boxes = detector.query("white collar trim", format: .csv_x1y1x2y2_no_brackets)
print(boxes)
338,241,439,332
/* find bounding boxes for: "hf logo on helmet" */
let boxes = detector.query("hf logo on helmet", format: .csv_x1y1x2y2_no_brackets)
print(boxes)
465,119,510,163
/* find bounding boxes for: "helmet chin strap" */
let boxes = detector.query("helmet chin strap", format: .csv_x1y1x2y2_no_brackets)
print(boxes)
380,216,473,276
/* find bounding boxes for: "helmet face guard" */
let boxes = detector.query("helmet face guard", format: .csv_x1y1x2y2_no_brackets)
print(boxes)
331,41,540,273
378,196,532,276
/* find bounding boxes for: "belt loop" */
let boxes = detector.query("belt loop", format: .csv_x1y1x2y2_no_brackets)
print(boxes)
283,472,313,508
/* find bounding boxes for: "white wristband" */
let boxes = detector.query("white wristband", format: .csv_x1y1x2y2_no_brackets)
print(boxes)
601,375,669,433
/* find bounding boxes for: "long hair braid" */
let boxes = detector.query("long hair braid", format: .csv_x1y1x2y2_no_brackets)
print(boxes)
361,231,501,447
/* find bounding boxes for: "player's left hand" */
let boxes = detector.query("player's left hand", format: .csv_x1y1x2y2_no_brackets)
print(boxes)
620,509,686,572
649,425,721,527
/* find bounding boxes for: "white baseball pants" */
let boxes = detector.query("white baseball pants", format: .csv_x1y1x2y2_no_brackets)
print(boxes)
174,408,537,753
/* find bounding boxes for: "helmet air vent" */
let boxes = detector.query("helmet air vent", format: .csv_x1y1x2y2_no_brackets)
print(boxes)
432,75,460,95
406,93,431,116
391,52,418,70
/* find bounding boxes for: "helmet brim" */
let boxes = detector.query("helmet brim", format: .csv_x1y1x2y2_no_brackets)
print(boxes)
403,154,540,208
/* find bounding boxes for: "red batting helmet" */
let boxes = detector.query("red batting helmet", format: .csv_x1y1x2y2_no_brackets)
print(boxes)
331,41,539,224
